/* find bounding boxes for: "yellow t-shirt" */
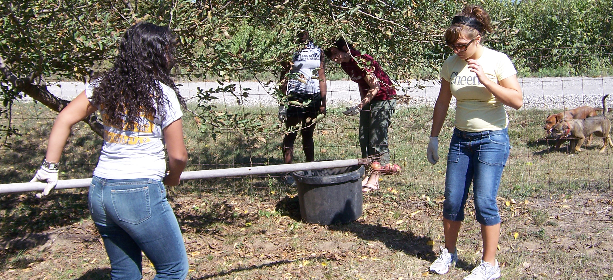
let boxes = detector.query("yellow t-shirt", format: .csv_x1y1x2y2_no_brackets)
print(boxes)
440,47,517,132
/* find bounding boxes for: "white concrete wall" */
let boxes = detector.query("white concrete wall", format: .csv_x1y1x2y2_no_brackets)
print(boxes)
40,77,613,110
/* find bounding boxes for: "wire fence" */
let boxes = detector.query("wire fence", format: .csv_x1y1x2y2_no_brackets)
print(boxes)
2,46,613,194
2,76,613,194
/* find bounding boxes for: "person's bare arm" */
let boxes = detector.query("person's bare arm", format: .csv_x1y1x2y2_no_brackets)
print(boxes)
494,75,523,110
318,50,327,114
430,79,452,137
357,72,380,109
278,60,292,97
163,119,187,186
45,91,97,163
467,59,523,110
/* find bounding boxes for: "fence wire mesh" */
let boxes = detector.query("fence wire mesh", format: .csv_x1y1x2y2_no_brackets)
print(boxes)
2,77,613,194
1,46,613,194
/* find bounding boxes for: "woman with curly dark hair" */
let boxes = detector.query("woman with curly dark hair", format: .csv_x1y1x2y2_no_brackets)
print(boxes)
31,22,189,279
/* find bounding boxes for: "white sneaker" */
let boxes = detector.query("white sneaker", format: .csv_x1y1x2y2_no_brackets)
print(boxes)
463,260,501,280
429,246,457,274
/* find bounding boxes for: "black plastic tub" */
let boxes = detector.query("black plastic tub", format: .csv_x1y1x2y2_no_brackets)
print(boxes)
292,165,364,225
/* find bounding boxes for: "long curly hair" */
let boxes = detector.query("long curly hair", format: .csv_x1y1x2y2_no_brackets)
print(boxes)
91,22,180,130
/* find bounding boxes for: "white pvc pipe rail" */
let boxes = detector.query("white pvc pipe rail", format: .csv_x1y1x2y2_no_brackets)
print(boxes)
0,159,367,194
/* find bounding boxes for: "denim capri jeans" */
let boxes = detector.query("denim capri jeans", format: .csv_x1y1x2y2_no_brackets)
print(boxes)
443,127,510,226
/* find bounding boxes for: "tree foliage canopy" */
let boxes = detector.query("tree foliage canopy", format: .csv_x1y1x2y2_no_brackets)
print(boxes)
1,0,612,137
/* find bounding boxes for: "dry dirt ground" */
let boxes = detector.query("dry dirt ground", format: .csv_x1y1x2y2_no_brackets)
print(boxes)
1,183,611,280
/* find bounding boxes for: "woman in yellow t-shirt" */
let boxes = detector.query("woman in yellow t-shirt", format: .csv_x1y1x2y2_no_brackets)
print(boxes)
427,5,523,280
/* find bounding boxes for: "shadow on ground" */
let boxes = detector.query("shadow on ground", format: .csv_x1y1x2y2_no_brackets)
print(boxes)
275,195,437,262
76,268,112,280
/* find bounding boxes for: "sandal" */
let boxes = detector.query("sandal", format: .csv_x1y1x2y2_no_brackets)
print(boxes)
362,181,379,193
362,171,381,193
362,176,369,187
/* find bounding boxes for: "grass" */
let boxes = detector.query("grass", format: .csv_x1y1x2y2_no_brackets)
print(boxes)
1,101,612,279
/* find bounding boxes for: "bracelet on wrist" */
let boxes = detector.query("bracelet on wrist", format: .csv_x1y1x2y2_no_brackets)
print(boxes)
41,159,59,171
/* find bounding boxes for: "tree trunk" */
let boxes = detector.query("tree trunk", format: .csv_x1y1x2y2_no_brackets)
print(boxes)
0,56,104,137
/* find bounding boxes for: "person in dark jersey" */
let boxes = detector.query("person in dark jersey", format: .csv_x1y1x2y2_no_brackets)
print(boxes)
279,30,327,164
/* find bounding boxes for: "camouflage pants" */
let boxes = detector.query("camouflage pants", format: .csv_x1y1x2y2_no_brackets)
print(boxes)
359,99,396,165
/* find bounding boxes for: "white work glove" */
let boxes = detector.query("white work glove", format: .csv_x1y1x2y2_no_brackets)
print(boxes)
427,136,439,165
278,105,287,122
342,105,360,116
31,163,59,198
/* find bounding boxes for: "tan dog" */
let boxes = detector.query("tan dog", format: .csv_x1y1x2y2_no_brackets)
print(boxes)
550,95,612,153
544,106,598,133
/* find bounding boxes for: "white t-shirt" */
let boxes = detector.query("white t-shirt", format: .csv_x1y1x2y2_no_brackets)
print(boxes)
440,47,517,132
85,82,183,180
287,41,322,95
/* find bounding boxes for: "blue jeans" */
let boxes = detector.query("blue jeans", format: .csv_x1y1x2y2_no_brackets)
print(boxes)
443,128,510,226
359,99,396,165
89,176,189,280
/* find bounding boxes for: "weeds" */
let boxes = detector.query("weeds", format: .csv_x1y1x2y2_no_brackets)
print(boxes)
1,102,613,279
530,209,549,226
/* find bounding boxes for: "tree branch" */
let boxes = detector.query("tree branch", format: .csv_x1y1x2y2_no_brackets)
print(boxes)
0,56,104,137
329,3,411,33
